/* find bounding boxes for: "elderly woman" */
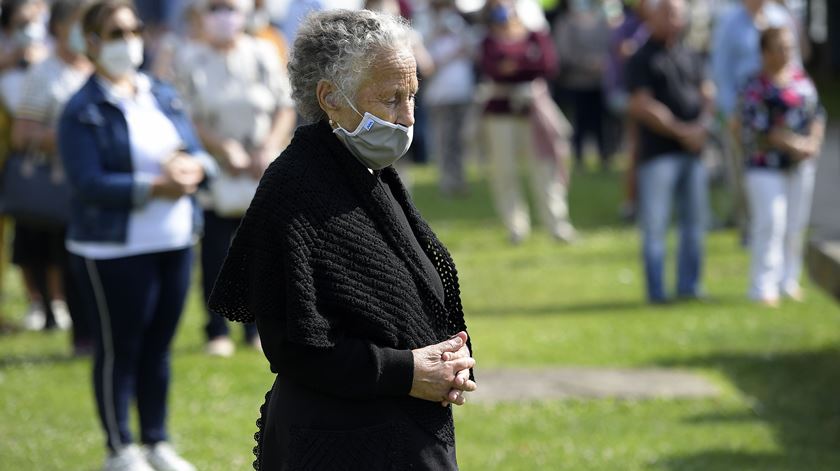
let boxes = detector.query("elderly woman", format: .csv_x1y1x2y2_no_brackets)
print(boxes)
737,26,824,307
209,9,476,470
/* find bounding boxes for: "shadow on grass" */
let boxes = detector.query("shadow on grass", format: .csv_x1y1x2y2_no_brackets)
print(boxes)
470,295,749,317
655,450,793,471
472,299,647,317
656,347,840,470
0,352,82,369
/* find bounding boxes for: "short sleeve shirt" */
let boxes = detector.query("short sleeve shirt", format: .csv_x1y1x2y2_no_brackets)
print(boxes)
174,36,292,155
626,39,706,161
738,69,822,170
16,56,90,126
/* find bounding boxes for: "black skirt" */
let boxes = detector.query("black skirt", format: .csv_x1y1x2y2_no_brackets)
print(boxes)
255,376,458,471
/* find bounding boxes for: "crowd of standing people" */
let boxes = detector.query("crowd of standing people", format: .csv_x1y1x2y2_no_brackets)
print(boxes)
0,0,827,469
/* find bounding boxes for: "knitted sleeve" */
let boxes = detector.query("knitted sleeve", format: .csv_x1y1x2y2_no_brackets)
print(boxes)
208,183,337,348
272,336,414,398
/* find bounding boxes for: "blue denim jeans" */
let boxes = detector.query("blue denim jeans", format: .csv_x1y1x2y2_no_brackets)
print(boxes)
637,154,708,302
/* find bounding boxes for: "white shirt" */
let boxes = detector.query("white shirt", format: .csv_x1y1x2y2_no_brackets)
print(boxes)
67,74,194,260
421,12,475,106
174,36,292,150
0,68,28,115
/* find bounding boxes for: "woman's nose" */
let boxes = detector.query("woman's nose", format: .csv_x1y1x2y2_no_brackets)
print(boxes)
397,100,415,128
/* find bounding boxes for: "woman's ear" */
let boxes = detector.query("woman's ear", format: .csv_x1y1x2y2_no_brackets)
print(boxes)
316,79,340,113
86,34,99,60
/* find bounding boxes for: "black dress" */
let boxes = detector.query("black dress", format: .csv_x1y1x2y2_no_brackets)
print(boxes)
209,120,473,470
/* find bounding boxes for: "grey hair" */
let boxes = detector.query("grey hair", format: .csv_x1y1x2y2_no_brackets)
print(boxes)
289,9,414,123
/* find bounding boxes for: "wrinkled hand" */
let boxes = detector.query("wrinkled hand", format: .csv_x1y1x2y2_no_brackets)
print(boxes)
221,139,251,176
410,331,477,406
440,337,474,407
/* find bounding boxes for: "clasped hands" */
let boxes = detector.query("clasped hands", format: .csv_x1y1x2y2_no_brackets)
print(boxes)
768,128,822,161
220,139,273,180
151,152,205,199
674,121,708,154
410,331,477,407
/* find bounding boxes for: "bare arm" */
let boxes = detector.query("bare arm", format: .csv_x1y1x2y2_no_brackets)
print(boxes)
700,79,716,123
193,120,226,157
628,88,707,154
627,88,686,140
261,106,296,155
769,117,826,161
194,121,251,175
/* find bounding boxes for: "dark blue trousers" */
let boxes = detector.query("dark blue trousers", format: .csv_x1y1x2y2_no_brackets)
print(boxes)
76,247,193,451
201,211,257,341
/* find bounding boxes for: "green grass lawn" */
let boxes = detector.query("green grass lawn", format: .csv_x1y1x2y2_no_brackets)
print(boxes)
2,164,840,470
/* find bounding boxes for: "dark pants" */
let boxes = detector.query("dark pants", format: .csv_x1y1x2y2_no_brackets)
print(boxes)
15,224,92,343
76,247,193,451
571,88,607,166
66,254,94,348
201,211,257,341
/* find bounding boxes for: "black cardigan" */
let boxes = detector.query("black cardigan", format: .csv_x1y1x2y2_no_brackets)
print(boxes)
209,120,472,470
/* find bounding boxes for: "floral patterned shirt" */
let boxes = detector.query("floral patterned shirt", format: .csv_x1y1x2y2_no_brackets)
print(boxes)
738,68,823,170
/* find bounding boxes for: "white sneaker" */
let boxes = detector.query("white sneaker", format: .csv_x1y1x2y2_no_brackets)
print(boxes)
145,442,196,471
21,301,46,331
103,445,155,471
552,223,578,244
50,299,72,330
206,336,235,357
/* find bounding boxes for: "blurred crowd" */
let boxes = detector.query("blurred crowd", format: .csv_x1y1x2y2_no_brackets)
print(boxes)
0,0,829,357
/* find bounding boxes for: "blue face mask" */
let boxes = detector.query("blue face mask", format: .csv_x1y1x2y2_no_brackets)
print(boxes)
570,0,594,12
332,93,414,170
489,5,511,24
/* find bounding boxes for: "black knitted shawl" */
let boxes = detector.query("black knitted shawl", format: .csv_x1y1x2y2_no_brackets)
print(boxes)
209,120,471,447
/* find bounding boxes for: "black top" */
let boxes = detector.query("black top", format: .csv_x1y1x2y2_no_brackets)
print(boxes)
209,120,470,470
626,38,706,162
382,180,446,300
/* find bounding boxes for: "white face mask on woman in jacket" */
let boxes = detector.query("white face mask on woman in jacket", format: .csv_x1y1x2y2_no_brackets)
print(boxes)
98,37,143,79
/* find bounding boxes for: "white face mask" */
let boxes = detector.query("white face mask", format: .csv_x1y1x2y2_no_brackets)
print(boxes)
246,8,270,33
15,21,47,48
204,10,245,43
99,37,143,78
332,94,414,170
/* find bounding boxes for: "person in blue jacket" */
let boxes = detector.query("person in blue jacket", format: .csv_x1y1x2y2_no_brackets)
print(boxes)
57,1,217,470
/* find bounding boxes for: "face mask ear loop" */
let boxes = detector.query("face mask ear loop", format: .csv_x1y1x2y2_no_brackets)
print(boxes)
337,88,364,118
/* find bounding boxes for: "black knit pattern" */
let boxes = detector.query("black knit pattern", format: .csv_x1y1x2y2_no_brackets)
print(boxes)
252,388,271,470
209,121,473,466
